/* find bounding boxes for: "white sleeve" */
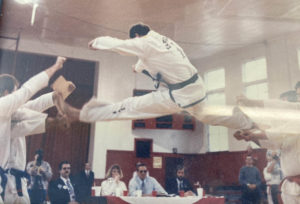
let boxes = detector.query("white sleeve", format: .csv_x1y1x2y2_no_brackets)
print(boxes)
92,36,146,57
11,109,47,138
259,130,284,150
264,99,300,110
0,71,49,116
134,59,148,73
21,92,54,112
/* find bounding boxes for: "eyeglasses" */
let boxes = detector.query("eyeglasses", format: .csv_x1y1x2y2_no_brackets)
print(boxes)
139,170,147,173
62,167,71,170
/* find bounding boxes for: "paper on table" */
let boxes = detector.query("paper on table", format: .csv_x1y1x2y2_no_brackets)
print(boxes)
51,75,76,99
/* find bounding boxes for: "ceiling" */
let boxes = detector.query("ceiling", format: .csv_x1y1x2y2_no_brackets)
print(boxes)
2,0,300,59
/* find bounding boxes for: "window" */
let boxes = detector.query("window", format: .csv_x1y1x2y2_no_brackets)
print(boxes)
242,58,268,148
242,58,268,100
204,68,228,152
297,49,300,69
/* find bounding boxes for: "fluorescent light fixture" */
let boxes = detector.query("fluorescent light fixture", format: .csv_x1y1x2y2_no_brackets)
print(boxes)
15,0,38,5
30,3,38,26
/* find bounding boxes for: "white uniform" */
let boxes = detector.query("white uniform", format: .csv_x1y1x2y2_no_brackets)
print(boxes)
3,93,54,204
257,100,300,204
0,72,49,202
0,72,49,168
80,31,252,130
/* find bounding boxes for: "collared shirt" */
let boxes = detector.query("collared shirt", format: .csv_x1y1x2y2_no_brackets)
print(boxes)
128,175,167,196
176,178,183,191
101,177,127,196
60,176,76,201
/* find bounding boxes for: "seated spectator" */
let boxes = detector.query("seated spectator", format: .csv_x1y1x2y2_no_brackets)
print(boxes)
165,165,195,196
48,161,79,204
101,164,127,196
239,156,262,204
26,149,53,204
75,162,94,203
129,163,167,196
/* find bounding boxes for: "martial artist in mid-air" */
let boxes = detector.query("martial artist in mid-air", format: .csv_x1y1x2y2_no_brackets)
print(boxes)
55,23,254,131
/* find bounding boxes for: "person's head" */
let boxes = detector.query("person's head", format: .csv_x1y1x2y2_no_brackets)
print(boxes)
0,74,19,97
59,161,71,179
85,163,91,171
279,90,297,102
129,23,150,38
105,164,123,179
136,163,148,180
245,156,253,166
34,149,44,165
176,165,185,180
295,81,300,95
246,145,253,153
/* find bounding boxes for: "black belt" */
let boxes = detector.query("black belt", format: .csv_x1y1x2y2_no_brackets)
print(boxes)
168,74,199,90
7,168,30,197
0,167,7,200
142,70,206,108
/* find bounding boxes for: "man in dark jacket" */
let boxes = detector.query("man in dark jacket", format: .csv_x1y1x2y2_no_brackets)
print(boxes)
48,161,78,204
75,162,94,203
166,165,195,196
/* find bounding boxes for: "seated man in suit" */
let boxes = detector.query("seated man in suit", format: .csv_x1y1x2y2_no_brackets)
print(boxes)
166,165,195,196
128,163,167,196
48,161,78,204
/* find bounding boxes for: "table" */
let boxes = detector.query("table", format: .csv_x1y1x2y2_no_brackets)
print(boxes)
89,196,225,204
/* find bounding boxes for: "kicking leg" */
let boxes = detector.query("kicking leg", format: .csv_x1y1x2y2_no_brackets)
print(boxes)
55,90,180,123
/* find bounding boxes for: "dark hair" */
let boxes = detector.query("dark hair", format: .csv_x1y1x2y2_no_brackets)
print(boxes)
0,74,19,97
35,149,44,166
59,161,70,170
176,165,184,172
136,162,147,171
295,81,300,90
129,23,150,38
279,90,297,102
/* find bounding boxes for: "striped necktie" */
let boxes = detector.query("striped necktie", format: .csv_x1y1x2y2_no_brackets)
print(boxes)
66,179,76,201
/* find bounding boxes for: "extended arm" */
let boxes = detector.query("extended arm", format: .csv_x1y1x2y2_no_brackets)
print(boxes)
89,36,146,57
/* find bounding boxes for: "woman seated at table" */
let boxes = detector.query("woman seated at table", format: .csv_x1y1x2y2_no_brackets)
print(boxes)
101,164,127,196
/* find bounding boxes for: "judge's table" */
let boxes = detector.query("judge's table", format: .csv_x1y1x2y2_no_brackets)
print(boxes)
89,196,225,204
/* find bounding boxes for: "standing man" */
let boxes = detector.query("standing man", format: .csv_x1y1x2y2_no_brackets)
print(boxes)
128,163,167,196
54,23,254,132
27,149,52,204
165,165,195,196
239,156,262,204
48,161,78,204
75,162,94,203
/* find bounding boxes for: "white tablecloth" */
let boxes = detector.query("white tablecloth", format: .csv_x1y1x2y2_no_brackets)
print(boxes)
120,196,201,204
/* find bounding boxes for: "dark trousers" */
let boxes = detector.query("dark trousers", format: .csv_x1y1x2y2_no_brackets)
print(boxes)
241,186,261,204
270,184,280,204
28,189,46,204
